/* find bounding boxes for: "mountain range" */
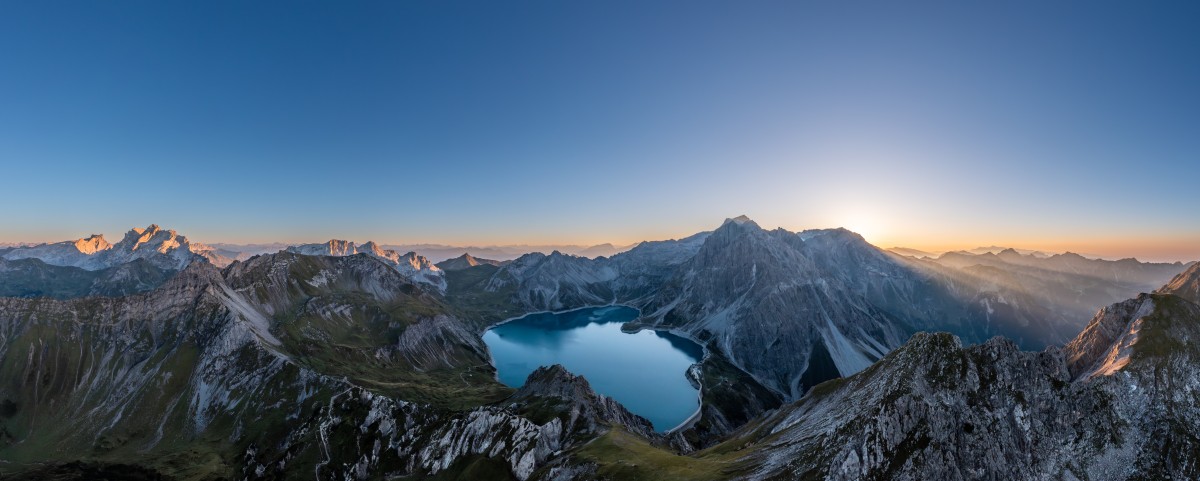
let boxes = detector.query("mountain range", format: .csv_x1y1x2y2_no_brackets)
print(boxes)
1,217,1197,480
207,242,636,264
1,224,232,271
285,240,447,291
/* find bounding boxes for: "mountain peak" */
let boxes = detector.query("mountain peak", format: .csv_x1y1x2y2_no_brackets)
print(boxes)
359,241,390,257
723,215,756,226
73,234,111,254
435,252,505,271
714,216,762,237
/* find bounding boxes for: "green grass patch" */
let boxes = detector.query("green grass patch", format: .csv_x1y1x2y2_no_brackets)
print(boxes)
575,427,738,481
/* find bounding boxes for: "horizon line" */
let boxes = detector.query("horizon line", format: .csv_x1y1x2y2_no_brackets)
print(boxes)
2,218,1198,264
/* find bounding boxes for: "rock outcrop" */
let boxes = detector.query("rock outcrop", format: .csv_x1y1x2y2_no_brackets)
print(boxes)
731,292,1200,481
508,365,657,439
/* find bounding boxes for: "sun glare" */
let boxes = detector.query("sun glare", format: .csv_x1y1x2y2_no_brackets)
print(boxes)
840,215,883,243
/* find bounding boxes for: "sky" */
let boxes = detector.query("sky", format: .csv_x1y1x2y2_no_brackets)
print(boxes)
1,1,1197,261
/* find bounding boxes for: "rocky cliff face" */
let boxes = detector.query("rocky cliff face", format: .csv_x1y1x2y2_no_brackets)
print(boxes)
1063,294,1156,378
1160,262,1200,304
639,221,914,399
729,292,1200,481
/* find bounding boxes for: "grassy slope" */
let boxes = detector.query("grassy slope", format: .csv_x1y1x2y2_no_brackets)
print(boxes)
441,265,526,328
234,254,512,409
570,426,753,481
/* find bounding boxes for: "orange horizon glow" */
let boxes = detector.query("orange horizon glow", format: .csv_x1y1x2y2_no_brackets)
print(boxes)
5,220,1197,264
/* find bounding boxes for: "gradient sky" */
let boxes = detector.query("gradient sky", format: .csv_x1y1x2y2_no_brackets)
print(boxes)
1,1,1197,261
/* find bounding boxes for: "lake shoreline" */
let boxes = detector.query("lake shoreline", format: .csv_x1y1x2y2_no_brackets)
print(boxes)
481,304,707,433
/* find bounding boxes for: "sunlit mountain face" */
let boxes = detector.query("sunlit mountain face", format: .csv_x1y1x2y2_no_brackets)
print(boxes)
2,1,1199,479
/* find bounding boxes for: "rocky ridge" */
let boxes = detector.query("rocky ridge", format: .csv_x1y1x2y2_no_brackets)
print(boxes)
726,286,1200,480
286,239,447,291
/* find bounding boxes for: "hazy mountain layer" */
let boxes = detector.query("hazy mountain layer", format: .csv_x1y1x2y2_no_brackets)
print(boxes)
0,257,173,299
436,253,508,271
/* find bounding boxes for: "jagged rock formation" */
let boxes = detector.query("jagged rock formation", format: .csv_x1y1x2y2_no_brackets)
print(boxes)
727,290,1200,481
1063,294,1157,378
2,224,232,271
310,365,661,481
286,239,447,291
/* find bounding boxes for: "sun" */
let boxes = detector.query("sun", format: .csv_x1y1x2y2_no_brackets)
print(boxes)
839,215,885,243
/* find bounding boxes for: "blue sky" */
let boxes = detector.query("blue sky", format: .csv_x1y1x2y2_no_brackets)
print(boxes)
1,1,1197,260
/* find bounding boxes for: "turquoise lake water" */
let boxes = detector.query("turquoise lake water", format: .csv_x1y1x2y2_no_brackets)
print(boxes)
482,305,704,431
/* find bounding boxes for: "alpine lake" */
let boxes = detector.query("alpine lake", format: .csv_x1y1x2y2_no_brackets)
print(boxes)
482,305,705,432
